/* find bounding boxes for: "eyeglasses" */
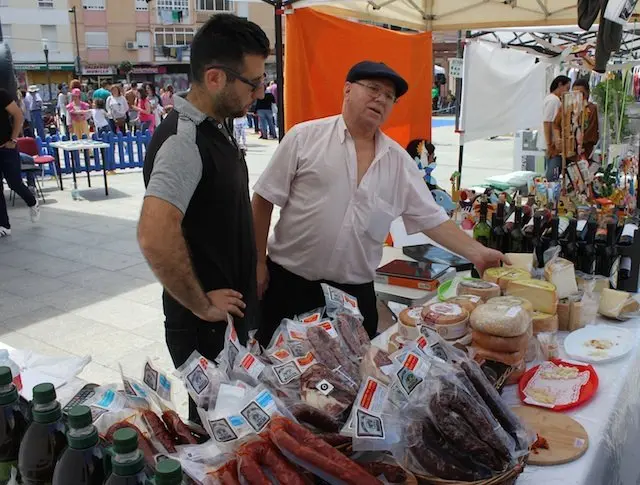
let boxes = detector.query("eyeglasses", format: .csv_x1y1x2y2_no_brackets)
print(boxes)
353,81,397,103
205,65,266,92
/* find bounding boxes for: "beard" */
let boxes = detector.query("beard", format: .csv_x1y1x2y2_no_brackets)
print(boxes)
212,85,249,120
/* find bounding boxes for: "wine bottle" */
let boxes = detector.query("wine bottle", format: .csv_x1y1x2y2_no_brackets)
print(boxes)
618,220,638,280
561,218,578,264
547,217,560,253
578,221,597,274
490,203,506,252
473,200,490,247
596,222,617,277
532,214,544,268
509,207,525,253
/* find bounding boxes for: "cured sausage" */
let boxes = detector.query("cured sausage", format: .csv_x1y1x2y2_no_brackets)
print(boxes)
236,438,306,485
142,409,176,453
360,462,407,483
208,459,241,485
162,409,198,445
268,416,381,485
289,402,342,433
307,326,359,383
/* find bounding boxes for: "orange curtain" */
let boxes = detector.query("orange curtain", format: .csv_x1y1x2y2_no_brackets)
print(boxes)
284,8,432,148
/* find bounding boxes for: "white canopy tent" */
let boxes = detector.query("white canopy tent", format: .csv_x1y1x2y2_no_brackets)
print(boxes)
291,0,581,31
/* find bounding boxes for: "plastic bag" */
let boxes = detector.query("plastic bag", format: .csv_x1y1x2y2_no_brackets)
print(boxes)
142,358,173,403
246,329,262,357
536,332,560,360
176,351,228,411
296,307,325,324
299,363,357,419
216,316,243,376
236,436,308,484
321,283,363,319
335,312,371,360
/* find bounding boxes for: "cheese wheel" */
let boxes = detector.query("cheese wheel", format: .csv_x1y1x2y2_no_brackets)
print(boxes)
422,302,469,341
445,295,482,314
497,269,532,292
483,267,511,285
487,296,534,316
532,311,559,334
598,288,632,319
505,360,527,385
471,344,526,366
471,330,529,353
505,253,533,271
398,307,422,339
457,279,501,302
506,279,558,315
470,301,531,337
544,258,578,299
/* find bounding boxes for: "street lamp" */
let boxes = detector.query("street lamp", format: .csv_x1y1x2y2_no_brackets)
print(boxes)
69,6,81,78
42,38,53,102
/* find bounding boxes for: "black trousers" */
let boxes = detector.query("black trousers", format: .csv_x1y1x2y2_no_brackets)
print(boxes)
257,258,378,347
0,147,37,229
163,293,227,423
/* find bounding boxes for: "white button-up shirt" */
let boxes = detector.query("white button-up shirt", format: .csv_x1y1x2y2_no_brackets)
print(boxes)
253,115,449,284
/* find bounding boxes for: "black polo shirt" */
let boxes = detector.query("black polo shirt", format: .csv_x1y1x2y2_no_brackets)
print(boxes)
142,95,258,344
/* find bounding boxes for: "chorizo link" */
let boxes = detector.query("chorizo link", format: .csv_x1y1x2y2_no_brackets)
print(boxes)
142,409,176,453
268,415,381,485
360,462,407,483
208,458,241,485
236,438,306,485
162,409,198,444
289,402,342,433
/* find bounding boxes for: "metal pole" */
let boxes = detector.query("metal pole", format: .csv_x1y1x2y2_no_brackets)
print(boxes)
454,30,467,190
274,0,285,140
44,46,52,102
0,23,3,43
70,7,81,79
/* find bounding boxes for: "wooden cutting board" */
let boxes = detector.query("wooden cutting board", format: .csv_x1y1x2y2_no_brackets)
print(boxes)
512,406,589,465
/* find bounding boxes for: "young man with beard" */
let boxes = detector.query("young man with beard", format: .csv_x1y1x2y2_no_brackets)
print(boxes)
138,14,269,420
252,61,508,344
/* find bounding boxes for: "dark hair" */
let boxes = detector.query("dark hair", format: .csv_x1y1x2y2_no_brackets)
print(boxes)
146,83,156,95
94,98,105,109
111,84,122,96
190,13,270,83
166,85,174,93
550,75,571,93
138,87,147,99
573,78,590,94
101,80,110,89
406,139,435,160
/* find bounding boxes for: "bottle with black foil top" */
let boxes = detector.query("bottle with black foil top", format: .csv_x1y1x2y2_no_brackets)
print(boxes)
561,218,578,264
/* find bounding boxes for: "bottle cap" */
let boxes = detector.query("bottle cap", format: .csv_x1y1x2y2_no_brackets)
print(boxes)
113,427,138,454
32,383,56,404
68,405,92,429
0,367,12,386
155,459,183,485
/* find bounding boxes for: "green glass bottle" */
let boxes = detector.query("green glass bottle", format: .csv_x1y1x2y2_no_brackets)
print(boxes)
473,200,491,246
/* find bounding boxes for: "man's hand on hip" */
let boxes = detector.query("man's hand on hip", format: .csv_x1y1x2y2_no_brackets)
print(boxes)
257,261,269,299
194,289,246,322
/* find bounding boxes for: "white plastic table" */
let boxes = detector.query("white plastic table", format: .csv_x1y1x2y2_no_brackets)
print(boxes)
49,140,111,196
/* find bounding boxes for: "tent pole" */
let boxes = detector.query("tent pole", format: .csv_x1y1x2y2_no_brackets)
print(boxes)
454,30,466,190
274,0,285,141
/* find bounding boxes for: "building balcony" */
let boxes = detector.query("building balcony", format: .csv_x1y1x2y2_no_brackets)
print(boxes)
154,45,190,63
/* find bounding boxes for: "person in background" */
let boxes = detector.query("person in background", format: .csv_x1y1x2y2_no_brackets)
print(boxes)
56,84,70,137
137,14,270,422
16,90,30,137
431,84,440,112
268,80,278,129
251,61,508,343
84,84,93,103
146,83,164,128
66,88,91,138
0,88,40,238
24,86,45,139
542,75,571,181
106,85,128,133
161,85,174,114
125,83,140,133
233,115,248,155
92,80,111,102
136,88,155,133
255,86,276,139
91,98,111,138
248,100,258,133
553,78,599,163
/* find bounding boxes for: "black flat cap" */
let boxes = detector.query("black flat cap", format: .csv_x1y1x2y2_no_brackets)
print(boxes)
346,60,409,98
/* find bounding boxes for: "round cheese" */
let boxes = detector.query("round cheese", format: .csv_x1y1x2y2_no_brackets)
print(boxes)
422,302,469,341
483,267,511,285
471,344,525,366
457,279,501,302
532,311,559,334
470,301,531,337
445,295,482,314
506,279,558,315
497,269,532,292
398,307,422,339
471,329,529,353
487,296,534,316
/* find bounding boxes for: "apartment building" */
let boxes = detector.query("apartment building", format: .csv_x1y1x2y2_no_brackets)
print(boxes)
65,0,278,90
0,0,76,99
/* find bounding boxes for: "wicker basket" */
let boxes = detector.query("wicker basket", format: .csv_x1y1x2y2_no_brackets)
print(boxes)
411,456,527,485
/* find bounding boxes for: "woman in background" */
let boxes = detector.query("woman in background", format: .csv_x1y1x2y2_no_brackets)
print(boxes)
161,85,174,114
66,88,90,138
135,88,154,133
106,85,128,133
146,83,164,128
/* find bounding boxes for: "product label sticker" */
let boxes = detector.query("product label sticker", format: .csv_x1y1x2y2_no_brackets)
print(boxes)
240,352,265,380
355,409,385,439
273,361,301,385
397,367,423,395
187,365,210,395
209,418,239,443
407,307,423,320
429,342,449,362
287,320,310,341
143,360,171,401
241,402,271,432
574,438,586,448
316,379,334,396
270,348,292,363
428,303,462,316
318,320,339,339
295,352,317,372
506,306,522,318
415,335,428,350
301,312,322,324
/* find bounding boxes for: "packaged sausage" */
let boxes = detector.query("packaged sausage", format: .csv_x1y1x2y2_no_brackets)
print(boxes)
215,317,243,376
176,351,229,410
296,307,326,324
142,358,173,403
236,436,307,484
322,283,364,320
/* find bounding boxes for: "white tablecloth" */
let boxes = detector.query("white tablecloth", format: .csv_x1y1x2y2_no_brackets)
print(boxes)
373,318,640,485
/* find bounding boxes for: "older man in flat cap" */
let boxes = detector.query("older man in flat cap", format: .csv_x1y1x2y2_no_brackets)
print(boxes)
252,60,508,343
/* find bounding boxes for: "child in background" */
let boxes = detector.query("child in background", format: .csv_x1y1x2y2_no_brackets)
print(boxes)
91,98,111,138
66,88,90,138
233,116,247,155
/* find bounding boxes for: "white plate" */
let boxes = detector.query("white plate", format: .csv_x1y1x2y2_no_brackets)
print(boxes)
564,325,635,363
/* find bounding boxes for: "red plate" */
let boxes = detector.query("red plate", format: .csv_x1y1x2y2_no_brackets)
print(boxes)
518,359,599,411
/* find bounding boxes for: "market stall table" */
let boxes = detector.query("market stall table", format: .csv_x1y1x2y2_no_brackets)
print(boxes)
372,316,640,485
49,140,111,196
